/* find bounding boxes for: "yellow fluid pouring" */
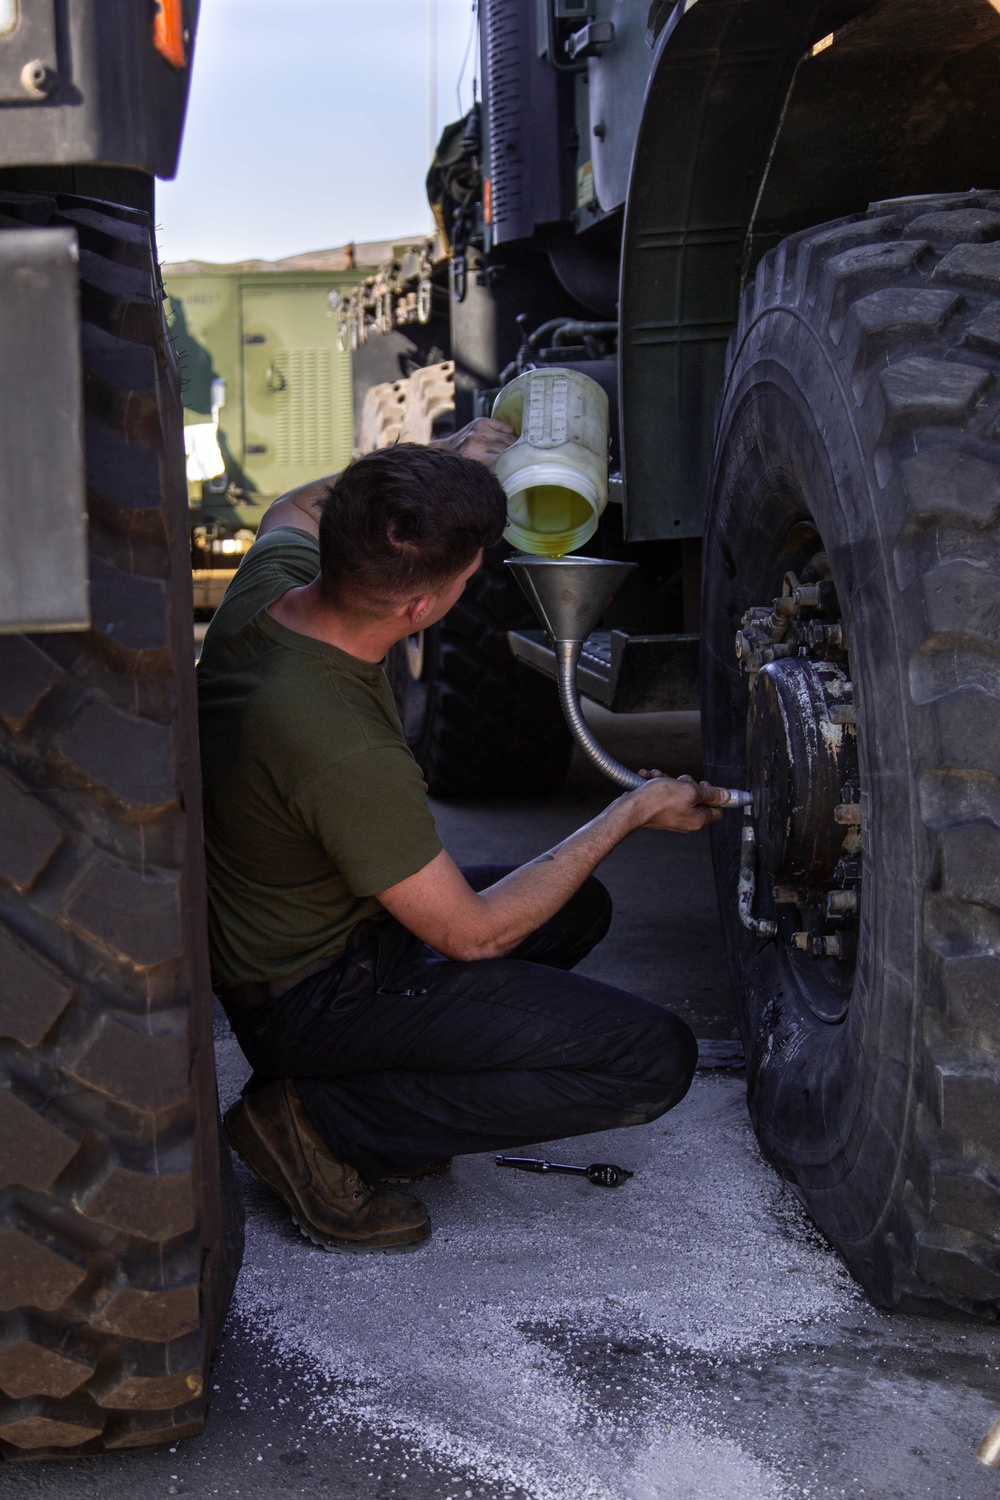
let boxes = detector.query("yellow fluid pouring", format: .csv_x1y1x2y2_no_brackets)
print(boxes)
492,367,609,556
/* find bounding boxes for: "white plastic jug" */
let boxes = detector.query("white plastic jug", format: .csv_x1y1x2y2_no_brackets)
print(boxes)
491,367,609,556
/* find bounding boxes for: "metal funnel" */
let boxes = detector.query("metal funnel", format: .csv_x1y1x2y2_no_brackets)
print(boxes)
505,556,637,643
503,553,752,807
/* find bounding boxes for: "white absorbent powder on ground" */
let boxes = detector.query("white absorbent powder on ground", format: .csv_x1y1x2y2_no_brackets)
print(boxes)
215,1038,865,1500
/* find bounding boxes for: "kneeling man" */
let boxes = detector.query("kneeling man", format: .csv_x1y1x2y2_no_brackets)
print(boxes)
198,429,726,1252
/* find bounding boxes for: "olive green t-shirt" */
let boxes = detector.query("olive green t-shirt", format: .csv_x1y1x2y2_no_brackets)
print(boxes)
196,527,442,987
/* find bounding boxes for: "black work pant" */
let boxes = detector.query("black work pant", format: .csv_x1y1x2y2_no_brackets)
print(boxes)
228,867,698,1183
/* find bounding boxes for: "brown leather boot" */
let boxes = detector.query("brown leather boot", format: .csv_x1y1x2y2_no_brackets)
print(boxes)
224,1080,431,1251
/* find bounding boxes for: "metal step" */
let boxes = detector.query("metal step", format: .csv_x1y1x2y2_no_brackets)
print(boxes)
507,628,700,713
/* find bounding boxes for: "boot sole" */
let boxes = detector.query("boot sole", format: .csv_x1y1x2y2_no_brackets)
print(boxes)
292,1217,431,1253
224,1103,431,1253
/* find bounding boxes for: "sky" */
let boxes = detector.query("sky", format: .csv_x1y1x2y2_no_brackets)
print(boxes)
156,0,479,265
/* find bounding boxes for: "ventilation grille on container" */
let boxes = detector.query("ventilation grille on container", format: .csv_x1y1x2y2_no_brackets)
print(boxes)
274,349,335,468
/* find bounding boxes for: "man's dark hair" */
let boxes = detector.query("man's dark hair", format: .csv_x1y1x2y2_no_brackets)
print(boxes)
318,444,507,613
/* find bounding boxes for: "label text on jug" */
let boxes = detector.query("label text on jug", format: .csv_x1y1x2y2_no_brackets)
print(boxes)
525,374,570,449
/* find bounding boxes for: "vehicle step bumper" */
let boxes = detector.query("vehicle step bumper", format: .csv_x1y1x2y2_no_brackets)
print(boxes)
507,628,700,713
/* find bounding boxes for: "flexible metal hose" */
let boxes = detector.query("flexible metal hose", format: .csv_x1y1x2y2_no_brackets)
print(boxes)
555,641,644,791
553,641,757,815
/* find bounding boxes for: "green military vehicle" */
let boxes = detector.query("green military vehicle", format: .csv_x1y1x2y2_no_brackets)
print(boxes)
2,0,999,1465
386,0,1000,1320
0,0,242,1459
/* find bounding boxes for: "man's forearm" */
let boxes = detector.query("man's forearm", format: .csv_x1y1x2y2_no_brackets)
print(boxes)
466,794,643,958
377,775,725,962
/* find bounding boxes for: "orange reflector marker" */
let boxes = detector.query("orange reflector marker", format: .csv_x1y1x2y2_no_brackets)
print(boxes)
811,31,834,56
483,177,492,227
154,0,188,68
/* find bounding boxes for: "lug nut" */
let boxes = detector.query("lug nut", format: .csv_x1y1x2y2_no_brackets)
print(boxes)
805,620,845,651
835,803,862,825
774,885,802,905
826,889,858,916
791,932,846,957
794,579,838,611
793,584,823,609
828,704,856,725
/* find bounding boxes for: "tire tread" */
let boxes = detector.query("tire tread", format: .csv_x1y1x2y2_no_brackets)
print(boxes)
713,190,1000,1314
0,190,241,1456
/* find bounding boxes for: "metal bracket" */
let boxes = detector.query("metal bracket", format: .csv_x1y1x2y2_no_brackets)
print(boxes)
568,20,615,59
0,228,88,634
0,0,57,102
507,627,700,713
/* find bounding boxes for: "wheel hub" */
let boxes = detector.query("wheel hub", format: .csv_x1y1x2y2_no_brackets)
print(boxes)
748,657,858,886
736,568,861,981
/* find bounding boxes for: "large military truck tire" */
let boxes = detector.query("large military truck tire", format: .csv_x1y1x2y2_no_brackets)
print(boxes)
703,190,1000,1316
0,190,243,1458
386,547,573,798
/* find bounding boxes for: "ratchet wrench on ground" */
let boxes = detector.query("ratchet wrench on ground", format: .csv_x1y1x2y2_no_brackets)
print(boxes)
495,1155,634,1188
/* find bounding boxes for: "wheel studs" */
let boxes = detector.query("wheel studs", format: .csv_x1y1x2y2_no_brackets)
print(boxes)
740,571,860,965
792,931,846,958
825,889,858,916
735,573,845,678
805,619,845,651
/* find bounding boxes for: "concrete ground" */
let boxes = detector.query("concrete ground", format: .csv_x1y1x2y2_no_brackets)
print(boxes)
4,711,999,1500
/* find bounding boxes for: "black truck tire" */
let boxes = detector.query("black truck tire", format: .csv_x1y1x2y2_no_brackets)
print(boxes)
703,191,1000,1315
386,547,573,798
0,191,242,1457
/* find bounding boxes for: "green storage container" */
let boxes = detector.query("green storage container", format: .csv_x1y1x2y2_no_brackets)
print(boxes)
163,241,408,607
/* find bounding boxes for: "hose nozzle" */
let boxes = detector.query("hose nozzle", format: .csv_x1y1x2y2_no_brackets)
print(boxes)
723,789,753,810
